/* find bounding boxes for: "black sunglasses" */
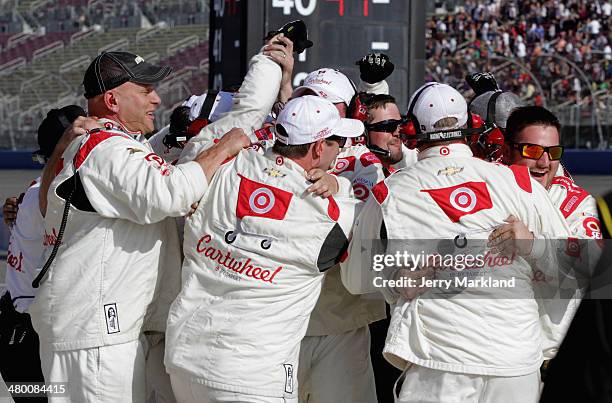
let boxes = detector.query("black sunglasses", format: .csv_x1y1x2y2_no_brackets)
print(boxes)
327,135,347,147
366,119,404,133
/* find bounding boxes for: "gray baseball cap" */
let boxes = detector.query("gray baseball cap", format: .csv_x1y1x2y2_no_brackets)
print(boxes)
469,90,524,129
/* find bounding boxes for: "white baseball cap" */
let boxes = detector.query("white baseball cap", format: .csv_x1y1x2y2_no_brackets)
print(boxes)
292,68,356,106
275,95,364,145
183,91,235,122
409,82,468,133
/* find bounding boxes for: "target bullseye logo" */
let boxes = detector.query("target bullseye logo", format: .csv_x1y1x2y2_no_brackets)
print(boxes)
449,187,477,212
583,217,601,238
565,238,581,257
249,188,275,214
422,181,492,223
440,146,450,156
353,184,369,201
335,159,349,171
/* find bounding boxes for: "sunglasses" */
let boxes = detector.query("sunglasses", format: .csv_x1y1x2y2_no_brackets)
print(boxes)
366,119,404,133
511,142,564,161
327,135,347,147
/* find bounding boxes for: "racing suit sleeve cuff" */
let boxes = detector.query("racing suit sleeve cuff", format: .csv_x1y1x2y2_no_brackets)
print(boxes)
335,176,353,198
529,234,546,260
357,80,389,95
176,161,209,201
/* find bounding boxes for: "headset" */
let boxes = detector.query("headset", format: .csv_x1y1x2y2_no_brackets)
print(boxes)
470,90,505,162
163,90,219,149
339,73,368,146
347,91,376,147
400,83,486,149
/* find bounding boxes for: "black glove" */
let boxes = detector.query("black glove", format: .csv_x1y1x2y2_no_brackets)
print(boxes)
356,53,394,84
466,72,500,95
263,20,313,54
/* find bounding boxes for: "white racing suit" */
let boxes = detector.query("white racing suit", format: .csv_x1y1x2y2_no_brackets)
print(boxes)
29,119,206,402
299,143,418,403
298,82,420,403
164,148,358,401
549,172,601,240
1,178,46,401
298,145,387,403
4,178,43,313
537,167,603,360
178,52,282,162
342,143,572,402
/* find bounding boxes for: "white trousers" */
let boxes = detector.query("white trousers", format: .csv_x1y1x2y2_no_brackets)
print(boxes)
144,334,176,403
40,338,146,403
396,364,541,403
169,373,298,403
298,327,377,403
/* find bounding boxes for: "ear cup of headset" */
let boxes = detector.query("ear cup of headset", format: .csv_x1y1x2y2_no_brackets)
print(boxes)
349,92,375,146
481,126,504,162
399,120,418,149
348,92,375,122
467,112,485,145
469,91,506,162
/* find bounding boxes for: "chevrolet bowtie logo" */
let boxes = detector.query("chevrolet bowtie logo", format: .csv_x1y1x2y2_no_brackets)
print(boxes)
437,166,464,176
126,147,144,154
264,168,285,177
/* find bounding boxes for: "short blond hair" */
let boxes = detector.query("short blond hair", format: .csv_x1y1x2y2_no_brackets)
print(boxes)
433,117,459,130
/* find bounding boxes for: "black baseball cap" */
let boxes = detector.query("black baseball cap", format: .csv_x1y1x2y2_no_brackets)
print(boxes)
263,20,313,54
83,51,172,99
34,105,87,162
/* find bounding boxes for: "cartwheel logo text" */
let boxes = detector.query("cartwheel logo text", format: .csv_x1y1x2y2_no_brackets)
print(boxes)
196,234,283,283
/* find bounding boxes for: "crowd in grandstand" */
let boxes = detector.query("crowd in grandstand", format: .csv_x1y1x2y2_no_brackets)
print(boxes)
427,0,611,106
0,0,206,37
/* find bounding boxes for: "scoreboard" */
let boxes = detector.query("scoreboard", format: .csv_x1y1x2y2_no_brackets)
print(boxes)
209,0,425,109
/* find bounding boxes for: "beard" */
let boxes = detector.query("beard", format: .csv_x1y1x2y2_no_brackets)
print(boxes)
382,141,403,166
381,151,403,166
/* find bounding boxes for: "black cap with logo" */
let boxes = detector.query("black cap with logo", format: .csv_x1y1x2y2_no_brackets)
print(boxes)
83,51,172,99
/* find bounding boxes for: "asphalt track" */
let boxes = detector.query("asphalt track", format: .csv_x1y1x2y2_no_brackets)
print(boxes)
1,169,611,287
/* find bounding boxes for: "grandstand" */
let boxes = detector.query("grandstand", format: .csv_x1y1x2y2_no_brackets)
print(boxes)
0,0,208,149
427,0,611,148
0,0,610,150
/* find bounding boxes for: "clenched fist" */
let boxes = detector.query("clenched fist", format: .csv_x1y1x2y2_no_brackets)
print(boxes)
356,53,395,84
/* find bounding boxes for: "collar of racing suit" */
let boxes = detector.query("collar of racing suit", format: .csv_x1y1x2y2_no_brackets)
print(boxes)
263,148,311,178
417,142,473,161
97,118,145,141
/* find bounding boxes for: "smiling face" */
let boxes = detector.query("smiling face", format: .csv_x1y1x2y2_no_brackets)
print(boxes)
503,124,561,189
367,103,403,166
111,82,161,134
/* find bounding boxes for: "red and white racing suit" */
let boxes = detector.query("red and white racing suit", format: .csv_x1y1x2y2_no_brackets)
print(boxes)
164,148,357,401
537,166,603,360
342,143,571,402
4,178,43,313
29,119,206,402
549,167,601,240
179,53,282,162
298,81,418,403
